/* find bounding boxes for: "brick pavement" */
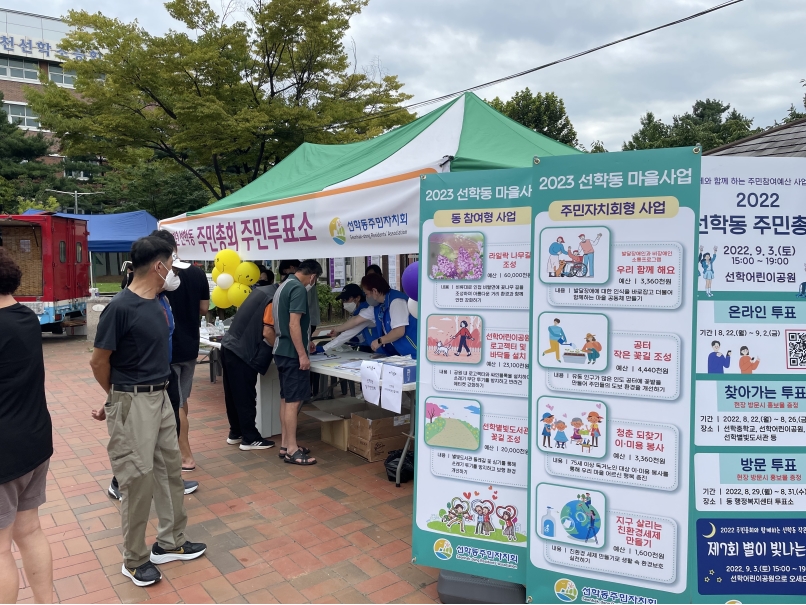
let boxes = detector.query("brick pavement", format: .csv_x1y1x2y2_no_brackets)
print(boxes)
16,335,437,604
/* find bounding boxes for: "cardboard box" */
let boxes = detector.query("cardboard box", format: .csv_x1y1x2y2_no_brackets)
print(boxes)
302,398,369,451
381,359,417,383
350,407,411,441
348,434,411,462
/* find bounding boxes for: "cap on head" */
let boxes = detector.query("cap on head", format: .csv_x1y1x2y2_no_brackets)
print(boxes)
337,283,364,300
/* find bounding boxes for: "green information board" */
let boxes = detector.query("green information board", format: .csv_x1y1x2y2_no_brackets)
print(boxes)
412,151,806,603
412,168,533,583
526,147,701,603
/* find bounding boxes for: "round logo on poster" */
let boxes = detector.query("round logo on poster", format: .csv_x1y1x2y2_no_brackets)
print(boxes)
553,578,578,603
329,217,346,245
433,538,453,561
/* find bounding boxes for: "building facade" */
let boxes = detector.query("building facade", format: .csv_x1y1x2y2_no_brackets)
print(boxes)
0,9,81,132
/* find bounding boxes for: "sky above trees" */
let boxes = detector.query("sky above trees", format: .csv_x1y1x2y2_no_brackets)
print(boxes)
30,0,806,150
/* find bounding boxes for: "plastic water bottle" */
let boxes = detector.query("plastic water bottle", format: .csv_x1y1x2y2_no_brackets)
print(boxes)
201,317,207,329
200,317,209,339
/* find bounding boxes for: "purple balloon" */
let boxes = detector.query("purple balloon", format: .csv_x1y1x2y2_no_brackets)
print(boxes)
402,261,419,301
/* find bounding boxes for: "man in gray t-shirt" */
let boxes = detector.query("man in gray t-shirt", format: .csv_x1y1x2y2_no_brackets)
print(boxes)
272,259,322,466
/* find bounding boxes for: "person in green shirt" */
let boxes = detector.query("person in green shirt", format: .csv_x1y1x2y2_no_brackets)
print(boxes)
271,259,323,465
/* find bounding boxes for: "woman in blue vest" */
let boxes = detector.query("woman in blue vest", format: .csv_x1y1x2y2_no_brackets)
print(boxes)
333,283,379,352
360,273,418,359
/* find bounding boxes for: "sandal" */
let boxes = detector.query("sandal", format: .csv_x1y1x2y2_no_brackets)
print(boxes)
284,448,317,465
278,446,310,459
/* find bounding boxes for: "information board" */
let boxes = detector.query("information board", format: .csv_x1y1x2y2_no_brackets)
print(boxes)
526,148,701,604
411,152,806,604
412,168,533,583
691,157,806,603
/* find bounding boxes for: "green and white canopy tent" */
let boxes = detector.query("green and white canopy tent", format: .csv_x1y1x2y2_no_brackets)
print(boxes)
161,92,580,260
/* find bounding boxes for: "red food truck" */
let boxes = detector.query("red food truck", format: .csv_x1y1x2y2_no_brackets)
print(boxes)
0,214,90,331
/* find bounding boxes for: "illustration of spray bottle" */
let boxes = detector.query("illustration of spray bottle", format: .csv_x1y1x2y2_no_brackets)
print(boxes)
542,506,556,537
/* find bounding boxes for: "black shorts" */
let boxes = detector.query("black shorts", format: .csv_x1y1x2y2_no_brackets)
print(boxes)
275,354,311,403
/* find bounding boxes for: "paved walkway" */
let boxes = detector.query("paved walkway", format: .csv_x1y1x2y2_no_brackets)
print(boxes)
17,335,436,604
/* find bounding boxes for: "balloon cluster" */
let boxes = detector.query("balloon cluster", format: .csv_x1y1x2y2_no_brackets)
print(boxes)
210,249,260,309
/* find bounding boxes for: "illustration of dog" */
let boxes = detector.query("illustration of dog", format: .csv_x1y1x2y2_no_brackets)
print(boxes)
435,341,451,356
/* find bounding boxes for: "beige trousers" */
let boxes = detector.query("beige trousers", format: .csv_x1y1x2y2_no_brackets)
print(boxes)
105,389,187,568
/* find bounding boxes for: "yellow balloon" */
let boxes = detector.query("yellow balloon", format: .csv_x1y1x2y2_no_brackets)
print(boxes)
228,283,251,307
235,262,260,286
211,267,221,283
214,248,241,275
210,286,232,309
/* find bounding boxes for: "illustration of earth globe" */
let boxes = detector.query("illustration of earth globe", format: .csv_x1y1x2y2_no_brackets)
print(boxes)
560,499,601,541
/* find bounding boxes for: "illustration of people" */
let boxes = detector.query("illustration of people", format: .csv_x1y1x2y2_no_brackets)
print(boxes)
707,340,731,374
553,419,568,449
797,263,806,298
584,509,599,545
444,500,471,533
699,245,718,297
452,320,474,357
472,501,486,535
547,236,568,277
496,507,518,542
570,417,584,444
581,333,602,364
542,318,567,362
578,233,602,277
541,412,555,448
739,346,760,374
481,504,495,536
587,412,603,447
584,492,592,508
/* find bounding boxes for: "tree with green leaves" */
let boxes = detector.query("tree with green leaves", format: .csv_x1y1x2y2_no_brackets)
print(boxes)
622,99,759,152
0,93,56,213
96,161,213,219
487,88,578,147
27,0,414,201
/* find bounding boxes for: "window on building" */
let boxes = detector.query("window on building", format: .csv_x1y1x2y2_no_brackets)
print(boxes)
0,57,40,80
48,64,76,86
2,103,40,129
76,242,83,263
59,241,66,263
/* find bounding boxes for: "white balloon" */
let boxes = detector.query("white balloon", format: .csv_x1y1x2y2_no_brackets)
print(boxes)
407,297,418,319
216,273,235,289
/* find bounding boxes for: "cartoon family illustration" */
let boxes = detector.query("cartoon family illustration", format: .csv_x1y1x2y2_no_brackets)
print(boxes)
439,497,520,542
546,233,602,278
706,340,761,374
541,410,604,451
541,318,603,364
698,245,718,297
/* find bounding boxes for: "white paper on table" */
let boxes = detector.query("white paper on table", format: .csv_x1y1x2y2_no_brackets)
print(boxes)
381,364,404,414
317,330,331,337
360,360,382,405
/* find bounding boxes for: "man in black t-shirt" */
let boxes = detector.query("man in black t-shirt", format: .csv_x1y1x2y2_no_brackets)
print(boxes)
0,248,53,603
151,230,209,472
90,236,207,587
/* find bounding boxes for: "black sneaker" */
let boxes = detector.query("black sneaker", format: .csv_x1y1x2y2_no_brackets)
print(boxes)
122,561,161,586
183,480,199,495
108,477,121,500
150,540,207,564
226,433,242,445
239,438,275,451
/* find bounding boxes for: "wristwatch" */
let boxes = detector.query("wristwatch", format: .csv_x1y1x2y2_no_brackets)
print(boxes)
377,338,383,346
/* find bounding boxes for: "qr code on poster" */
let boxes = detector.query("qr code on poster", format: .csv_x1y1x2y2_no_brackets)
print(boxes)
786,330,806,369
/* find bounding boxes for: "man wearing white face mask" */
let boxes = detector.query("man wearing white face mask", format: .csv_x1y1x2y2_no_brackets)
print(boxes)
90,236,206,587
272,259,323,465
